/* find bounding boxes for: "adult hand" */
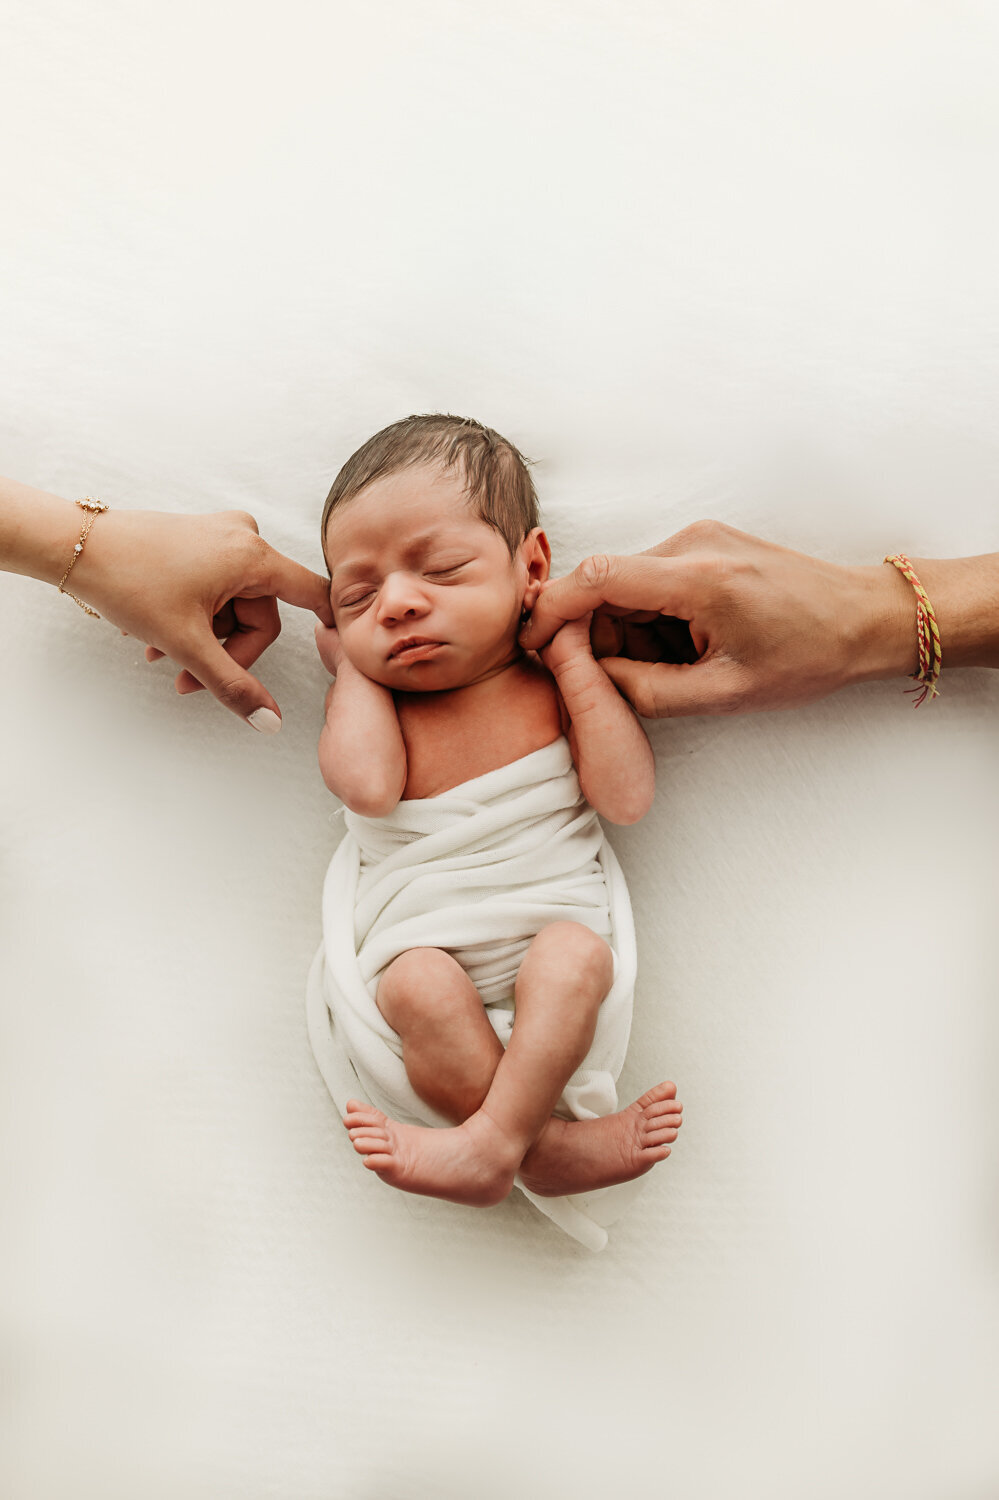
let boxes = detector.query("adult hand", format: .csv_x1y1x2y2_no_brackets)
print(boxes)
74,508,334,729
521,521,916,717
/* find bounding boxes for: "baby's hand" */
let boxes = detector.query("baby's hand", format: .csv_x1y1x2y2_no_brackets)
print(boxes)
538,612,594,675
315,621,344,676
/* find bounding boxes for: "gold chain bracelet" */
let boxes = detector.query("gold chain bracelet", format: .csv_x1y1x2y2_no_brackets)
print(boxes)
58,497,109,617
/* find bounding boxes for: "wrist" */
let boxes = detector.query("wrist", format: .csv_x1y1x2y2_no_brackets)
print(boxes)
65,503,119,599
554,654,620,720
841,563,916,686
334,653,394,701
333,652,367,684
0,480,90,586
897,554,999,670
845,553,999,682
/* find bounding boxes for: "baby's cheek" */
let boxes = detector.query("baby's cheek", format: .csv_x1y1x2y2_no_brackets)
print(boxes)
337,625,367,671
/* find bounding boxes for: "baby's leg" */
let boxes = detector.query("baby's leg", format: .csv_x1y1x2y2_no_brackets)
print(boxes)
344,922,613,1206
475,921,614,1147
476,928,682,1194
345,924,683,1204
376,947,503,1121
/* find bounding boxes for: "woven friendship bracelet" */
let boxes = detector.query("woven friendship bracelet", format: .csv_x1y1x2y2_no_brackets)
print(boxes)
883,553,942,706
58,497,109,618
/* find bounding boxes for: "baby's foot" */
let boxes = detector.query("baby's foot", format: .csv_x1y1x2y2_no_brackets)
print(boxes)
342,1100,521,1207
518,1081,682,1198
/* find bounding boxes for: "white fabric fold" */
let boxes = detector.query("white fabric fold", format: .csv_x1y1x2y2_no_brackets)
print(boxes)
306,735,640,1249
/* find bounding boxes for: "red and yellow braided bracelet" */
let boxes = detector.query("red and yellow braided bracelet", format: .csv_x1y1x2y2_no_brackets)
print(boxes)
883,553,942,706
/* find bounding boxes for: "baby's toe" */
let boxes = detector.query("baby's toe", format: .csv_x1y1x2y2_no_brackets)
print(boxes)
362,1153,394,1172
344,1105,383,1129
351,1134,389,1153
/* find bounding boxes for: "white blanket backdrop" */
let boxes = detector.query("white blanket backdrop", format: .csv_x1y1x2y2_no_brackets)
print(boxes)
2,4,997,1496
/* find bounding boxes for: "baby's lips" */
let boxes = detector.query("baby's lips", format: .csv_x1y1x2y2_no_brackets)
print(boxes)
389,638,444,661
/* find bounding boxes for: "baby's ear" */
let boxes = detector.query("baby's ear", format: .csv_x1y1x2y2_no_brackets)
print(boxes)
521,528,551,609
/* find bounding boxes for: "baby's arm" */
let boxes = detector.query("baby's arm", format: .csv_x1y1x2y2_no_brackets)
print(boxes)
316,624,407,816
540,613,655,824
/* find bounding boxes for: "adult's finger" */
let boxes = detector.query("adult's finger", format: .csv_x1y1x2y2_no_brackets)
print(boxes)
601,654,747,719
520,554,705,650
172,629,283,731
257,544,334,626
147,600,237,669
174,594,282,696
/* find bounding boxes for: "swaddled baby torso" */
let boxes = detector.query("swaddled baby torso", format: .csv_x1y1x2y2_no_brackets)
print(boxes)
349,735,613,1010
363,654,612,1008
307,659,640,1247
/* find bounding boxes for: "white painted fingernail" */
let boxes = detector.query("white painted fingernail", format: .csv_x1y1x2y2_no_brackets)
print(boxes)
247,707,282,734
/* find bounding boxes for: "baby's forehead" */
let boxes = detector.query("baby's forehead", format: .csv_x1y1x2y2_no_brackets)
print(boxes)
325,494,499,572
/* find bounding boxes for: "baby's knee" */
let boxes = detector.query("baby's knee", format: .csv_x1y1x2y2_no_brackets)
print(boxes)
534,922,614,995
376,947,464,1028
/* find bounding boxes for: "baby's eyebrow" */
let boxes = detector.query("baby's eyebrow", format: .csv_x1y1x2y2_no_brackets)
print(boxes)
330,560,374,586
331,528,463,584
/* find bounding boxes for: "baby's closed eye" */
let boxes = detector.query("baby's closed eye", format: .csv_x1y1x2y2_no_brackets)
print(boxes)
336,560,474,610
339,590,375,609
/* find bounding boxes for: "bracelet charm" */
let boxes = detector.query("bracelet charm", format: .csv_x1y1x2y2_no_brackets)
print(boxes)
58,497,109,617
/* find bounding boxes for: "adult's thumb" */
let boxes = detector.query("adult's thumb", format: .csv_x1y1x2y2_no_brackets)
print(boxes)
601,654,742,719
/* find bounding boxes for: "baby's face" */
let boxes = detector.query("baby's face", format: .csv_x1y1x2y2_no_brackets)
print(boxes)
324,464,547,692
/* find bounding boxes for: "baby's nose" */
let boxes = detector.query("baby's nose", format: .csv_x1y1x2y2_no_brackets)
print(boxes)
377,571,429,622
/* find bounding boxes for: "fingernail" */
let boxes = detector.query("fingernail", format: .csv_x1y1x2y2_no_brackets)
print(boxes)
248,707,282,734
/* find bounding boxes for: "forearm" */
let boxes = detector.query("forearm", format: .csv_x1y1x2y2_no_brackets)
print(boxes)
846,553,999,682
0,476,87,584
555,654,655,824
318,658,407,815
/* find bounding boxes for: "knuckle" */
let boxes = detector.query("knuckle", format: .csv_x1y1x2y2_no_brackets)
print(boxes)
675,518,729,548
228,529,271,585
224,509,260,533
633,682,657,719
215,676,252,714
576,553,613,591
241,528,269,564
638,679,666,719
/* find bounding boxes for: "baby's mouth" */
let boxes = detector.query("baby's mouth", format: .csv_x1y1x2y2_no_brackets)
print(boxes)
389,637,444,663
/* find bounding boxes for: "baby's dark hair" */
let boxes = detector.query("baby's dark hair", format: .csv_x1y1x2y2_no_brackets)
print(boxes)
321,414,539,567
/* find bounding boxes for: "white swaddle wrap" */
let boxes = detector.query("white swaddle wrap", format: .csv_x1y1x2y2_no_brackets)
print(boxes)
306,735,644,1250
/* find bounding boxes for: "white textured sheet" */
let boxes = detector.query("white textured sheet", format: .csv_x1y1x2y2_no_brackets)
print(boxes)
2,3,998,1497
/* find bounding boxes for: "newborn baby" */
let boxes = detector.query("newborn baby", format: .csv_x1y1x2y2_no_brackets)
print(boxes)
306,414,681,1240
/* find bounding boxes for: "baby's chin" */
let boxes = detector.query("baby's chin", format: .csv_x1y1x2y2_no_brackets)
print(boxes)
362,655,467,693
358,639,521,693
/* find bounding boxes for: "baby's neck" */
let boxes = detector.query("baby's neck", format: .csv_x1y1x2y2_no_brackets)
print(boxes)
393,649,562,801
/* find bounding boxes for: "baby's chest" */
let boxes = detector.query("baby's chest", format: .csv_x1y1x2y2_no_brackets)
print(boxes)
396,668,564,800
